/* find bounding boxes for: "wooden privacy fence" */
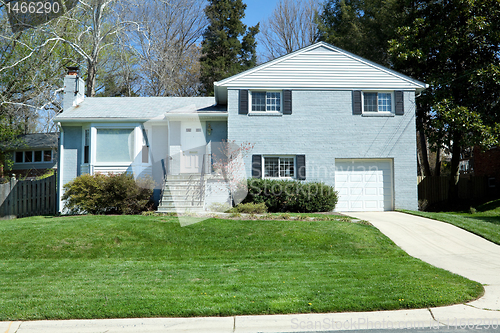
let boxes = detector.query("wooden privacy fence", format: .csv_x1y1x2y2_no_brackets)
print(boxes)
0,175,57,219
417,175,487,205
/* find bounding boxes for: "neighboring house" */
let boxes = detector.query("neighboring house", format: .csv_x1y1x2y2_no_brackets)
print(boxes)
3,133,58,178
473,145,500,189
55,42,427,213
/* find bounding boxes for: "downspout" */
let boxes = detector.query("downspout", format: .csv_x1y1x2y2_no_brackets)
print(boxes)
167,119,170,176
57,123,64,214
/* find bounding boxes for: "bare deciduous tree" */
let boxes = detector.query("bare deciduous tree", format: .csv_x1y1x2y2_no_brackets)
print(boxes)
48,0,141,97
258,0,320,61
130,0,206,96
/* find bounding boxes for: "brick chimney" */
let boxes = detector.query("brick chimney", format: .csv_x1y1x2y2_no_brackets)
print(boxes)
63,66,85,111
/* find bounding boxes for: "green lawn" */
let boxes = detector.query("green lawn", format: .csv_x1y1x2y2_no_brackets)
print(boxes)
0,215,483,320
402,198,500,245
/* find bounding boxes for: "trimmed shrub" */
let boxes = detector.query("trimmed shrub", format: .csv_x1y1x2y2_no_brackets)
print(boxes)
209,202,231,213
243,179,338,213
62,173,154,215
228,202,267,214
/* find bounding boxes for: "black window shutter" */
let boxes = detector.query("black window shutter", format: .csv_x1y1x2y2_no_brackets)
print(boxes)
395,91,404,115
252,155,262,178
353,91,362,115
296,155,306,180
239,90,248,114
283,90,292,114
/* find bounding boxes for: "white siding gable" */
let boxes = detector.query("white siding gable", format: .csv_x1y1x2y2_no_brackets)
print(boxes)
214,42,426,103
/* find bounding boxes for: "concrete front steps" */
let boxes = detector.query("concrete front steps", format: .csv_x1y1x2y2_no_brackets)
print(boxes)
157,174,205,213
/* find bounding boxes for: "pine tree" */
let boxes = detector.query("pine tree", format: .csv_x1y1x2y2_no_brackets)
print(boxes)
200,0,259,96
316,0,404,67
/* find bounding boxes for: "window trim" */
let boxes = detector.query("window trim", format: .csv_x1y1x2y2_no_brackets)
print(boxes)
93,125,136,165
83,128,90,164
263,155,296,179
14,150,53,164
141,128,149,164
249,90,283,115
361,91,395,116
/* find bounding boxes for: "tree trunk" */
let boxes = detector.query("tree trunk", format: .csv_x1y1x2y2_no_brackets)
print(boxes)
448,132,462,201
434,145,441,177
86,60,97,97
418,129,432,176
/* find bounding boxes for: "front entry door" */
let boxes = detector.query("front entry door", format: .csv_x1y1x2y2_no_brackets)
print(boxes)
180,121,205,173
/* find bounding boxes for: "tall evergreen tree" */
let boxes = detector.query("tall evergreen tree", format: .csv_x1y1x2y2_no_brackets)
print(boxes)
200,0,259,96
316,0,404,67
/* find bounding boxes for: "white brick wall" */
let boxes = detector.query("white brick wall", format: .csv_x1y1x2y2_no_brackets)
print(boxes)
227,89,418,210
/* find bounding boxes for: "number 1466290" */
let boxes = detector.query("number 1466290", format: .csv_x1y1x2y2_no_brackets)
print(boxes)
6,1,60,14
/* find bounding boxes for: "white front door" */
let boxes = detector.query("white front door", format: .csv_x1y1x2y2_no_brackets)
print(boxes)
180,121,205,173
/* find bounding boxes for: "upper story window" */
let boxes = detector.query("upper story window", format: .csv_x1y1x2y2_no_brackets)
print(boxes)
363,92,393,113
251,91,281,112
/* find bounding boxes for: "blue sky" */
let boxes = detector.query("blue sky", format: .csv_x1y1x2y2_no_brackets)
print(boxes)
241,0,279,55
241,0,278,29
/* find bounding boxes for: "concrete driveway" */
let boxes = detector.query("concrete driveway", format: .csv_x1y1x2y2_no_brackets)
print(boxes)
349,211,500,313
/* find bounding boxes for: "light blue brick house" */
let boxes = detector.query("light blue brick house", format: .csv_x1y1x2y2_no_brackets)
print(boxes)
55,42,427,213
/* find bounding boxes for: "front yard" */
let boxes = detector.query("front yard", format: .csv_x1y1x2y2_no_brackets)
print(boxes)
0,214,482,320
403,198,500,245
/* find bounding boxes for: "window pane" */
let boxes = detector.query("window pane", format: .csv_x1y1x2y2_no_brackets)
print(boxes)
43,150,52,162
264,157,279,177
84,146,89,164
266,92,281,111
142,146,149,163
24,151,32,163
84,129,90,146
364,93,377,112
34,151,42,162
252,92,266,111
280,158,294,177
378,93,392,112
96,129,134,163
15,151,23,163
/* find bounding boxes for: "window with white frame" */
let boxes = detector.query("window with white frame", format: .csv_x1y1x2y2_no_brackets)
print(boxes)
363,92,393,113
251,91,281,112
264,156,295,178
84,129,90,164
95,128,134,163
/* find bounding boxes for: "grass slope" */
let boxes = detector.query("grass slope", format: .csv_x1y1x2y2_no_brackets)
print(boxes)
0,215,482,320
402,198,500,245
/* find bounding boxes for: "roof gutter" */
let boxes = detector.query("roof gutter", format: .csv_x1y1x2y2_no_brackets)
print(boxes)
55,118,158,123
164,112,228,120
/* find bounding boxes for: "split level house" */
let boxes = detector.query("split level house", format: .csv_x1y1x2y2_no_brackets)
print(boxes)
55,42,427,213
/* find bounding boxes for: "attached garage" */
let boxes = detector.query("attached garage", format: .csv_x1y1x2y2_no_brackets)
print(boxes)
335,159,394,211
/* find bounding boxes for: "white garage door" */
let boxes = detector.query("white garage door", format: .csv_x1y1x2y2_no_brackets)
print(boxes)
335,159,393,212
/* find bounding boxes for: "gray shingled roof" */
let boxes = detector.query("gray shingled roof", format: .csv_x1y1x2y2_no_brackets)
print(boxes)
3,133,58,150
55,97,223,120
